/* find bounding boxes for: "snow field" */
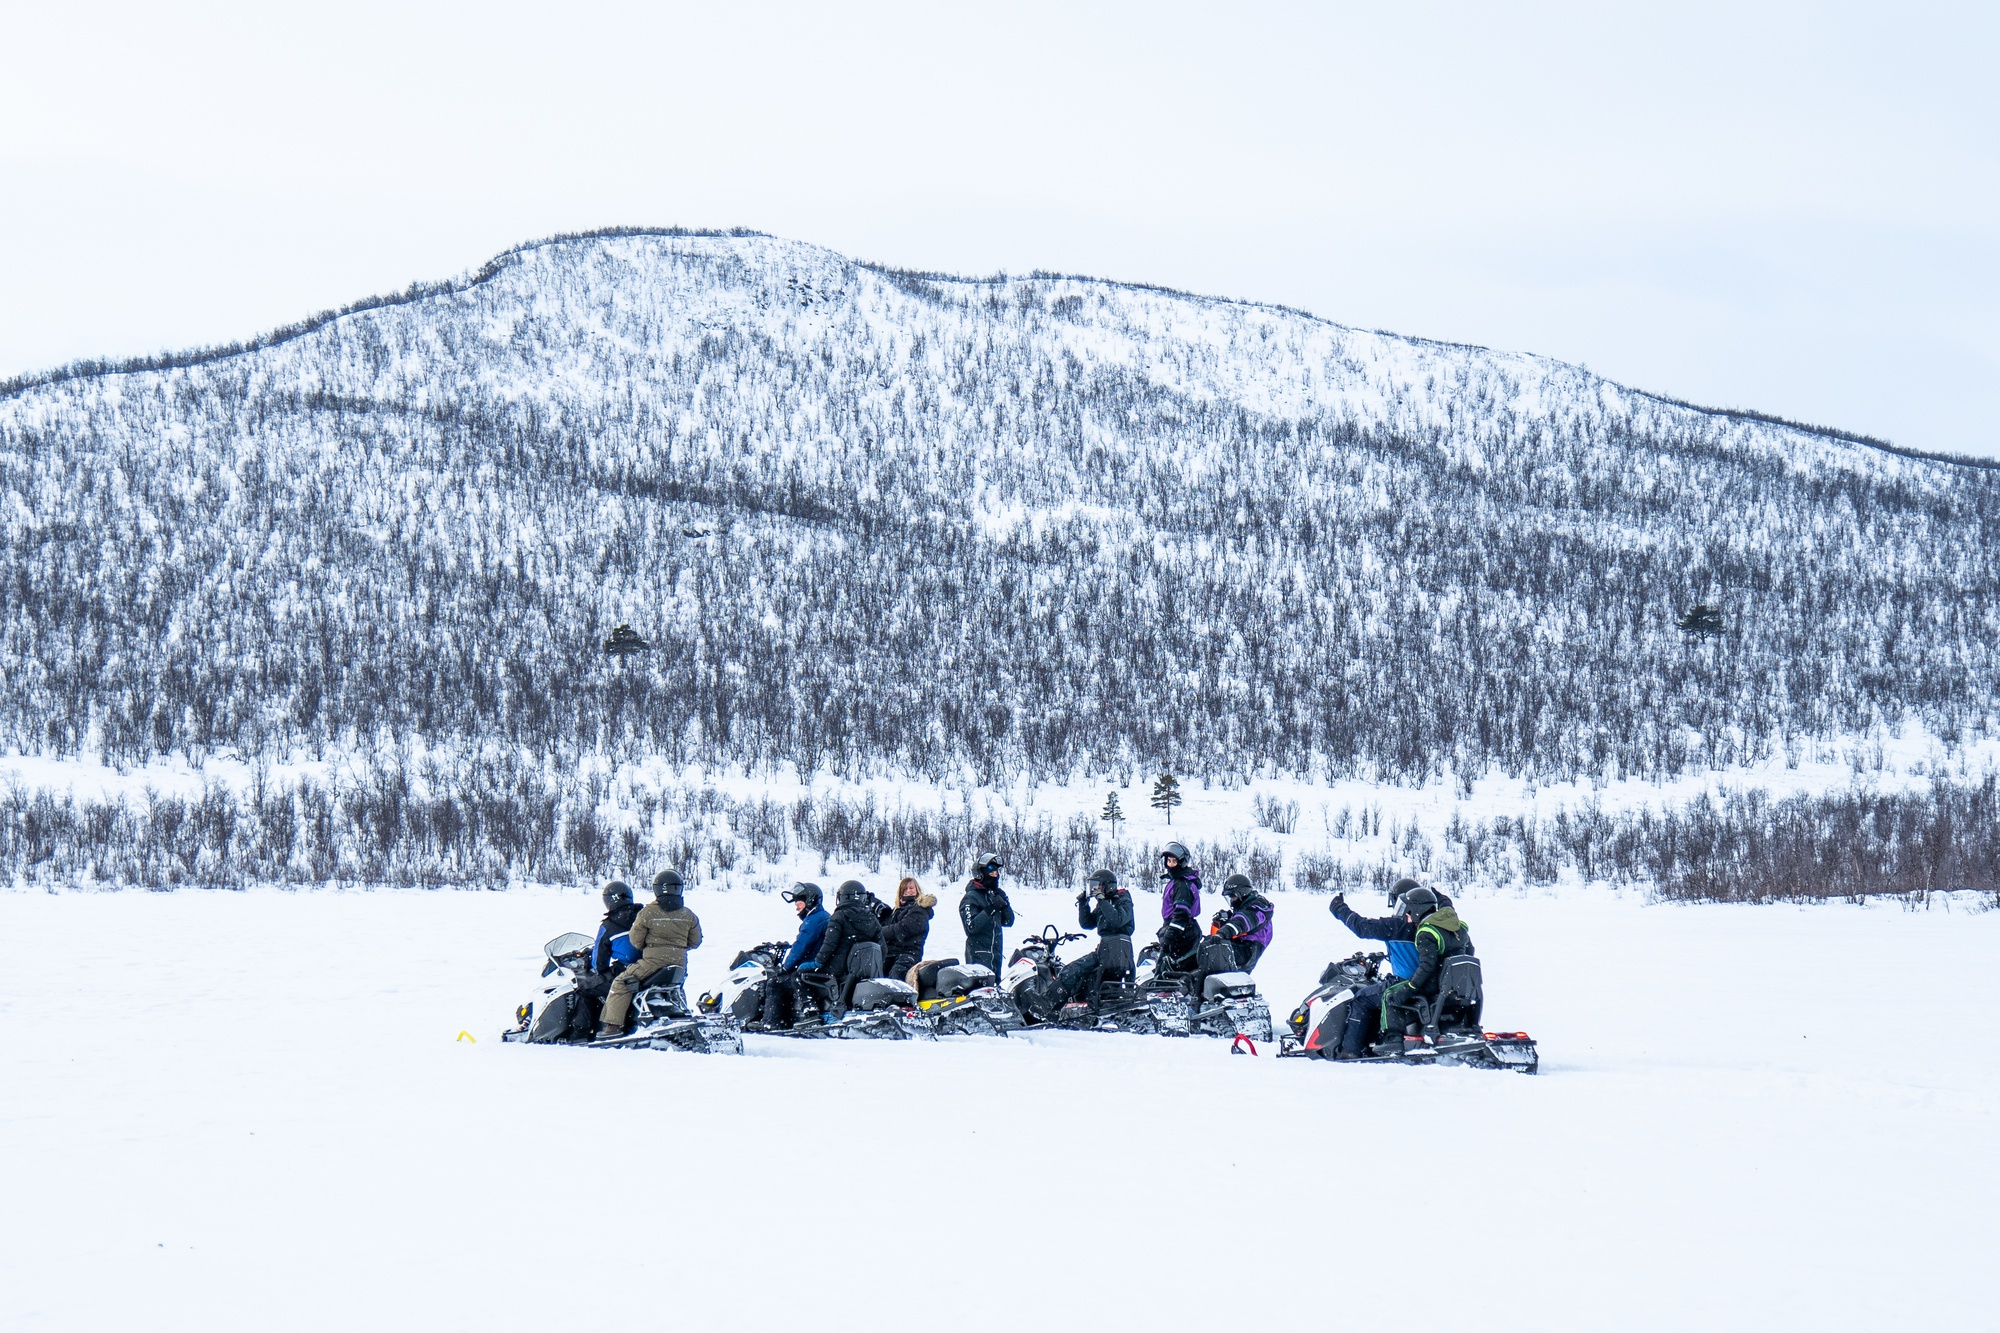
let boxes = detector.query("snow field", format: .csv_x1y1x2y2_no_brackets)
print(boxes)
2,885,1994,1331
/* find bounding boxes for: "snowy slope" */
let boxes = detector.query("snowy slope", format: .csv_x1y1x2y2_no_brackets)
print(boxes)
1,228,1996,893
3,884,1993,1331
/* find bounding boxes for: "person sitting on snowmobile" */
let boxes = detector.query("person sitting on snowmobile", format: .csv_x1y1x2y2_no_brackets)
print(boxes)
1211,873,1274,972
595,870,704,1039
590,880,643,977
959,853,1015,977
1378,886,1473,1047
757,882,829,1030
1325,878,1448,1058
882,876,936,982
1057,869,1137,1007
816,880,888,1014
1160,842,1202,924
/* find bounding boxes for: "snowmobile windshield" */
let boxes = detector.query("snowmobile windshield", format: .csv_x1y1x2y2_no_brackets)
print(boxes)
544,932,595,961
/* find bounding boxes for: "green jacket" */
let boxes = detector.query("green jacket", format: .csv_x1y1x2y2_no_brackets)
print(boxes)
1404,907,1472,995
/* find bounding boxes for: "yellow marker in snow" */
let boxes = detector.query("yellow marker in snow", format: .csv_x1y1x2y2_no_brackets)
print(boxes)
456,1031,477,1043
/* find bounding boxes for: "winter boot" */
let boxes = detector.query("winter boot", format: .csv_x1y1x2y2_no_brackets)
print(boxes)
593,1023,623,1041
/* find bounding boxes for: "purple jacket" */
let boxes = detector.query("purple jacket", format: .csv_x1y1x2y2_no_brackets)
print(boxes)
1161,867,1202,922
1217,895,1275,948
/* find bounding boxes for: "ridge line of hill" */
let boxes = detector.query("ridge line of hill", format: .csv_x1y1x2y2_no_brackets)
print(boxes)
2,223,1986,471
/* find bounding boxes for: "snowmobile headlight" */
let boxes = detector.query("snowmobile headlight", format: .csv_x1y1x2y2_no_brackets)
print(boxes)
515,1003,532,1024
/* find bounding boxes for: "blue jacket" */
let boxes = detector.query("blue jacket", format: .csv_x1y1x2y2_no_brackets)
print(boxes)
591,903,642,973
1330,898,1418,978
782,906,831,970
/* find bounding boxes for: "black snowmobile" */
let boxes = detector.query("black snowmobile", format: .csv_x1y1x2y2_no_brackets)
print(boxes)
1004,925,1191,1036
698,939,934,1041
908,959,1021,1036
502,932,745,1055
1275,951,1537,1073
1136,932,1276,1043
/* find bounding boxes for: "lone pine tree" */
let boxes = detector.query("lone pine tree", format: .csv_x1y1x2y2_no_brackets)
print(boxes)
1151,773,1182,825
1100,791,1125,838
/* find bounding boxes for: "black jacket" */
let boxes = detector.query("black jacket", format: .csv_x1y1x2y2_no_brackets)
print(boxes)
1405,908,1474,995
882,898,935,964
816,900,885,973
590,901,642,973
959,877,1015,950
1078,889,1135,937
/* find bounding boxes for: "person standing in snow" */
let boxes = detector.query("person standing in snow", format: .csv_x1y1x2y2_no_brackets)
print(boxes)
1211,873,1275,972
958,853,1014,977
595,870,702,1038
757,882,830,1030
882,876,936,982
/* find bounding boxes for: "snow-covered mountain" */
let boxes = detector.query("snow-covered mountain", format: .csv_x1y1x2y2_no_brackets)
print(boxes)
1,227,1996,887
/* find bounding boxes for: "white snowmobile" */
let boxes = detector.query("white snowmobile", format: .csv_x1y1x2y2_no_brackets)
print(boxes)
698,939,935,1041
1135,933,1276,1043
1275,950,1537,1073
502,932,745,1055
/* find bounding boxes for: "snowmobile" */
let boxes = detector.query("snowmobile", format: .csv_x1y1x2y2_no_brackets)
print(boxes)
908,959,1021,1036
501,931,745,1055
698,939,935,1041
1004,925,1191,1036
1275,950,1537,1073
1135,932,1276,1043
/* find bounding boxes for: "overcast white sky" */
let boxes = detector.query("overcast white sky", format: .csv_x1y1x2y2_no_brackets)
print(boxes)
2,2,1994,455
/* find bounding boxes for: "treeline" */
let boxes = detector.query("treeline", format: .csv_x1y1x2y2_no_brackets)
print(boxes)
4,759,1991,906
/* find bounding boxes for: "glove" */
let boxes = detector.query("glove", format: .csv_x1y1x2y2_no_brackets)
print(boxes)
1330,893,1346,913
1077,891,1089,906
1211,909,1228,927
798,961,820,971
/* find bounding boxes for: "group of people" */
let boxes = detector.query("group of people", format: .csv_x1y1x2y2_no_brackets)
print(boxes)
578,841,1286,1036
1324,877,1475,1057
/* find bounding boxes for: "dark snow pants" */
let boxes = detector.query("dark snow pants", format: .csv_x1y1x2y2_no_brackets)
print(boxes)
1342,981,1387,1056
762,971,808,1028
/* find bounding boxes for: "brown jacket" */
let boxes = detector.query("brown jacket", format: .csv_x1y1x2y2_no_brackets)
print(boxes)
627,903,703,967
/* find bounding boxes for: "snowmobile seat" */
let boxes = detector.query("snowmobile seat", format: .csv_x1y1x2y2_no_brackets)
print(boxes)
1202,970,1256,1000
634,964,686,989
851,977,919,1011
912,959,959,1000
1418,955,1484,1033
1095,936,1135,982
845,942,886,980
1196,935,1237,976
936,962,994,997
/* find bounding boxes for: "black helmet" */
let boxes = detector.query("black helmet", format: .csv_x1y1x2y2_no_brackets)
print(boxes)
1222,873,1253,901
1387,876,1420,908
1162,841,1190,863
1400,885,1442,920
602,880,633,909
652,869,684,894
1086,868,1118,895
836,879,868,907
782,882,823,911
971,852,1002,877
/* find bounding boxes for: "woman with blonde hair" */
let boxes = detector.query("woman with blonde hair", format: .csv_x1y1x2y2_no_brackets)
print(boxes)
882,875,936,981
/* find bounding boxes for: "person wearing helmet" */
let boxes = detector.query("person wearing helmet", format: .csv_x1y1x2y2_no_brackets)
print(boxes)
958,853,1015,977
756,882,831,1030
595,870,703,1039
815,880,888,1013
1211,873,1275,972
589,880,643,976
1159,842,1202,923
881,876,937,981
1378,886,1473,1049
1057,869,1137,1007
1324,878,1453,1058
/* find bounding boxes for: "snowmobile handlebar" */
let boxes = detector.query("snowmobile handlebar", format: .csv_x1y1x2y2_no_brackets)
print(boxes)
1036,925,1088,946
